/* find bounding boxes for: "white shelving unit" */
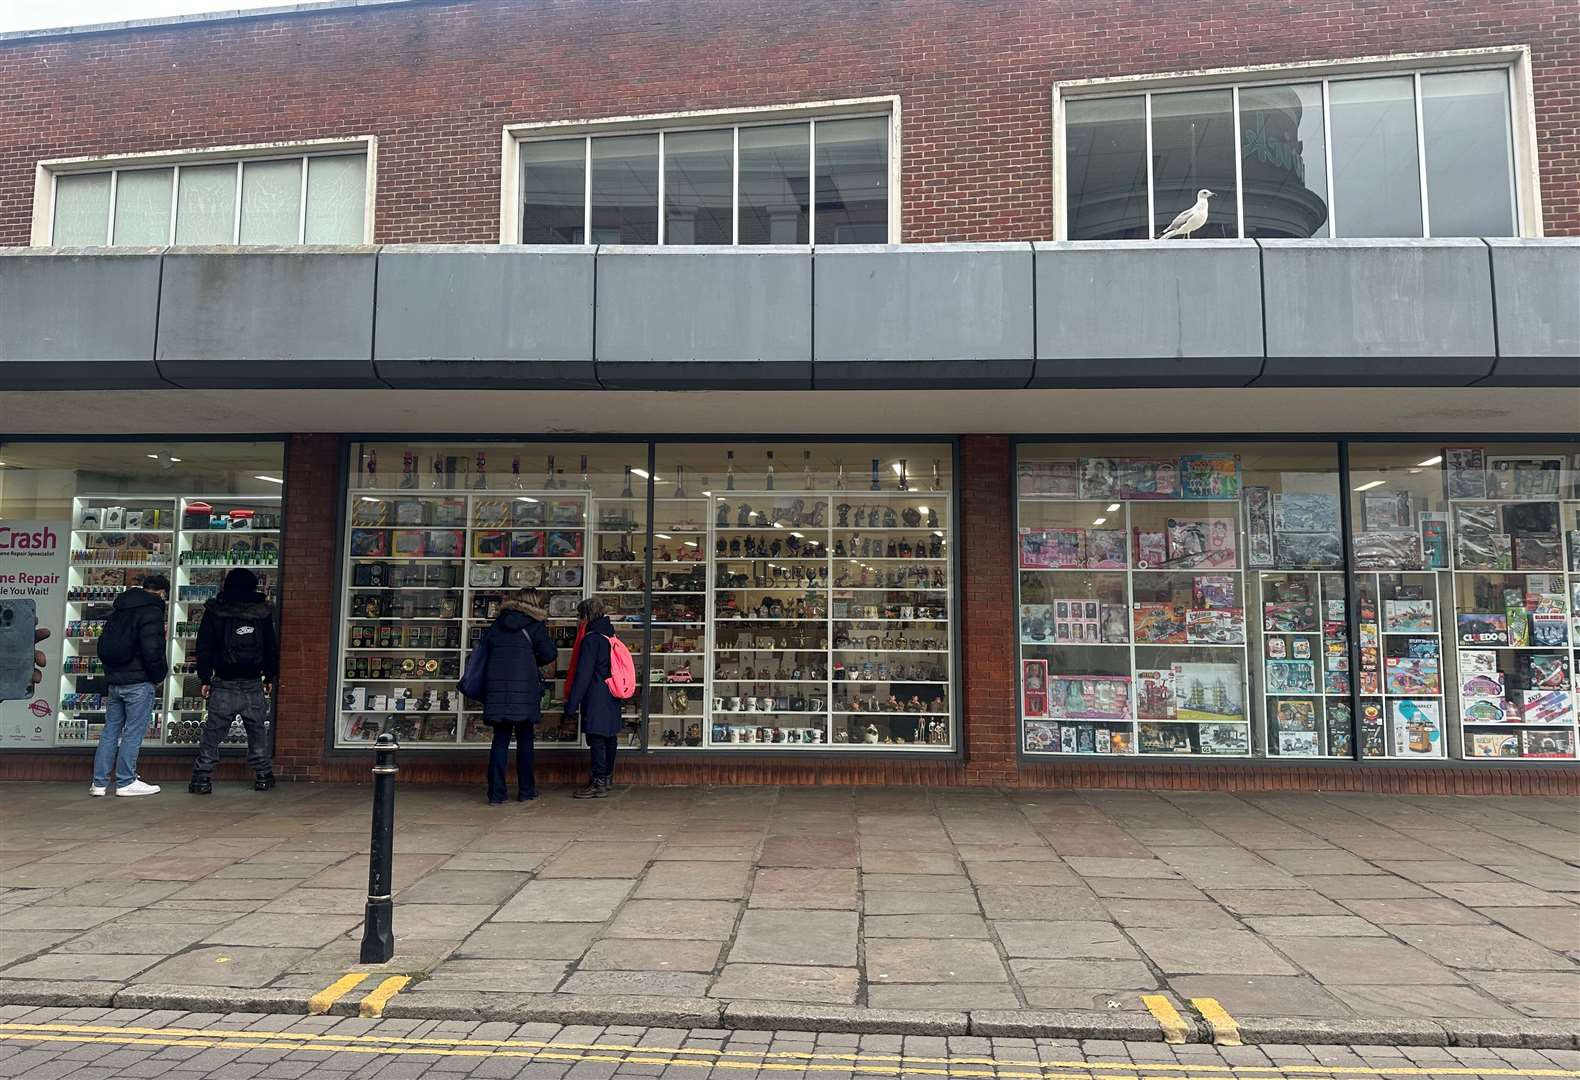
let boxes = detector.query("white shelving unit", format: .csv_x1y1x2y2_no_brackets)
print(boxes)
1352,570,1447,760
1257,570,1350,758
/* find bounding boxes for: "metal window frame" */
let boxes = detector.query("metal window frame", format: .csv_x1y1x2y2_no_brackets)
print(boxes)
1052,47,1536,241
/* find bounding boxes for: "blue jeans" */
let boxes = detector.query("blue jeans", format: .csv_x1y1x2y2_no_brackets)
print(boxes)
94,682,156,789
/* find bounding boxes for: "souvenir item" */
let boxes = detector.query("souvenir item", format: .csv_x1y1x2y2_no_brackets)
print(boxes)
474,451,487,489
1385,656,1440,696
1487,456,1563,499
870,459,881,491
1420,512,1450,569
472,530,508,558
1244,485,1274,567
1188,608,1244,645
1353,530,1423,570
1363,490,1412,531
350,528,388,557
1016,460,1079,498
1172,662,1244,722
391,530,426,557
765,450,775,491
1135,669,1176,720
1444,448,1486,499
546,531,583,558
1021,659,1048,718
1132,529,1167,568
1179,453,1240,499
1078,457,1120,500
1265,659,1316,694
1085,529,1126,568
1120,458,1180,499
470,563,505,587
547,594,579,618
1273,491,1340,533
1046,675,1130,720
1265,636,1287,659
1391,698,1442,758
1521,729,1575,758
1133,603,1187,644
1276,530,1343,569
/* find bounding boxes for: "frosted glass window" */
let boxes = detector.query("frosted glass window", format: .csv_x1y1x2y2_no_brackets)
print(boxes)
51,173,111,245
111,168,173,245
175,163,238,244
304,155,368,243
1421,71,1516,237
1328,77,1423,237
238,159,303,244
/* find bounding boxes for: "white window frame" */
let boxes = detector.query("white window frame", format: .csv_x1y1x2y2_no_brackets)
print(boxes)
500,96,902,245
1050,46,1541,240
31,136,379,246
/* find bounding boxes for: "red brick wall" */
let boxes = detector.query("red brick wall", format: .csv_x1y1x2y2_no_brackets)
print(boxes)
960,435,1019,784
273,433,340,781
0,0,1575,246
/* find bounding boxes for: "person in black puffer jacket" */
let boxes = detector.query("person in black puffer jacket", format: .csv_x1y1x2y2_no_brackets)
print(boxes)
91,573,170,797
481,589,558,804
189,568,279,795
563,597,624,799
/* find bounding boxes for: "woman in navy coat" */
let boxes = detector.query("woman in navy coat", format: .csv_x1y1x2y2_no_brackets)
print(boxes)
480,590,557,804
563,597,623,799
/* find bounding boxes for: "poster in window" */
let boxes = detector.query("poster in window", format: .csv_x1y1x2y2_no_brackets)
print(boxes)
1419,511,1450,569
1444,448,1486,500
1078,457,1121,501
1120,458,1180,500
1017,460,1078,498
1391,698,1443,758
1363,491,1413,531
1273,491,1339,534
1486,456,1563,500
1243,485,1274,568
1180,454,1241,500
1021,659,1048,719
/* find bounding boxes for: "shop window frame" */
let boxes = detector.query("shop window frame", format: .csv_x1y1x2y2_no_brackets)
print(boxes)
324,434,963,762
1010,433,1580,770
1050,46,1540,240
0,433,293,757
31,137,379,247
499,97,902,246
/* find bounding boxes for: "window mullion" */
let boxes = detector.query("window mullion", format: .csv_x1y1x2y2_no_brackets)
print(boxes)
657,130,665,246
583,137,593,244
105,170,117,244
1143,94,1155,239
1414,71,1431,238
1231,86,1245,238
1321,79,1337,237
808,118,816,245
232,161,243,243
1504,66,1522,235
298,154,309,244
168,164,180,245
731,126,740,245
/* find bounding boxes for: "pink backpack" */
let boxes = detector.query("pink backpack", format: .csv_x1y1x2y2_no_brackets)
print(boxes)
602,635,637,699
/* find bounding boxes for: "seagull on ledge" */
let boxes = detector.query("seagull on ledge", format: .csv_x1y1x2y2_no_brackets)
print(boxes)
1159,188,1215,239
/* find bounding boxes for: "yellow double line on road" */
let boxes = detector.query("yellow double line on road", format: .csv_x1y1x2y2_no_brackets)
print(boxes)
305,971,411,1017
0,1022,1575,1078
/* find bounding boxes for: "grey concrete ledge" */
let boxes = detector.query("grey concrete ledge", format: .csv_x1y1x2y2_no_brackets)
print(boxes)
3,239,1577,390
1233,1015,1449,1048
722,1002,969,1035
0,979,117,1007
383,991,725,1028
112,984,315,1014
1441,1019,1580,1051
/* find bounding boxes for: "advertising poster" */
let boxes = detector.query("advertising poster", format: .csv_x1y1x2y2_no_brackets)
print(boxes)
0,521,69,747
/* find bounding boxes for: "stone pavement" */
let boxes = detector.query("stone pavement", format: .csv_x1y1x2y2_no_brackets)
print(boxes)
0,783,1576,1047
1,1008,1579,1080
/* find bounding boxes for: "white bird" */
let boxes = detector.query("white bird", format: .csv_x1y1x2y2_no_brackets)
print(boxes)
1158,188,1214,239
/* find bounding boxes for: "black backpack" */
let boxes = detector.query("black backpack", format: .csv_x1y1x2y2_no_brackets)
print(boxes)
96,610,139,668
219,613,266,671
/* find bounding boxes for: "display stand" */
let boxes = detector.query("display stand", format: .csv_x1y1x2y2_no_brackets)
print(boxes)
1257,570,1350,757
1350,571,1447,759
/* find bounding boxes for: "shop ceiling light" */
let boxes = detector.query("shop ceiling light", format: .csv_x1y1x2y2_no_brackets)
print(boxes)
359,496,379,503
631,468,650,479
516,496,538,503
168,457,181,463
1416,456,1443,467
683,541,698,547
1353,479,1386,492
1106,503,1121,512
655,533,671,540
1092,517,1107,526
791,532,803,538
254,475,284,484
146,453,159,459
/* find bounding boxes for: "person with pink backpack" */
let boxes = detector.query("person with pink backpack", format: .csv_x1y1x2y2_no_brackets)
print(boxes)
563,597,636,799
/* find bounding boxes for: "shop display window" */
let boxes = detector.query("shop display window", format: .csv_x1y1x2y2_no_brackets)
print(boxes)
339,441,954,753
1350,444,1580,761
653,443,955,751
1016,443,1346,758
0,442,285,750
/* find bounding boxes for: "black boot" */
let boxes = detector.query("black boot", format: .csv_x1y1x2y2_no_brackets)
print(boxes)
254,772,276,791
571,778,604,799
188,776,212,795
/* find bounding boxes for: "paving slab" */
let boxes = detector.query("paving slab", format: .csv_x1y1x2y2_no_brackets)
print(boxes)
1385,924,1576,971
976,886,1106,921
1242,916,1388,937
607,900,742,941
863,891,982,916
867,983,1021,1010
1336,897,1491,925
1130,928,1298,975
0,951,164,982
1167,975,1352,1018
730,910,857,966
1268,937,1463,985
1007,958,1156,989
580,940,723,973
636,862,751,901
1328,983,1521,1020
994,920,1138,960
1103,899,1241,929
54,922,213,955
456,922,603,960
133,946,314,988
494,879,635,923
398,870,531,906
538,843,660,879
709,964,860,1004
1462,971,1580,1019
750,868,858,910
758,838,856,869
1429,882,1572,908
863,914,989,939
865,939,1009,984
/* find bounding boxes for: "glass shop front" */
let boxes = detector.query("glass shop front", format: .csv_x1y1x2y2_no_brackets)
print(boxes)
338,440,956,753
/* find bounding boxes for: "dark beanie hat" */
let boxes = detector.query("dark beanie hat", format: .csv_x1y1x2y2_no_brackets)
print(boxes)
222,568,259,596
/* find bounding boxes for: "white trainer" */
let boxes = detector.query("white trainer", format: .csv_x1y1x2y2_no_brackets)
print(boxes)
88,785,107,797
115,779,161,797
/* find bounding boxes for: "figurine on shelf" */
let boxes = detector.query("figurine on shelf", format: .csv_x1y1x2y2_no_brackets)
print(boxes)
673,465,687,499
726,450,736,491
511,456,522,489
400,451,417,489
544,455,559,490
803,450,815,491
365,449,378,488
870,458,881,491
580,455,590,490
765,450,775,491
864,722,880,744
431,455,443,489
620,465,633,498
474,451,488,490
926,507,939,529
716,501,730,527
897,459,909,491
737,503,753,528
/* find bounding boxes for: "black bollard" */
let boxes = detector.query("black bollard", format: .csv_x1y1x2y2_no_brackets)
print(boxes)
359,733,399,964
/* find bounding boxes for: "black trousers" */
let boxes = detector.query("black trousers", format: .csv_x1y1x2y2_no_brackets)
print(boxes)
588,733,618,781
487,722,536,802
194,677,272,777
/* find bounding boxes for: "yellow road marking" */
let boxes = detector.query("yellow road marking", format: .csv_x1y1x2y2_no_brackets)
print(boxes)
0,1021,1576,1077
357,973,411,1017
1140,994,1191,1045
307,972,368,1015
1191,998,1243,1048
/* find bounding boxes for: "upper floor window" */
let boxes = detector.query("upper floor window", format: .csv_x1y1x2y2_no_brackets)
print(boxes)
1056,51,1537,240
39,140,374,247
507,102,895,245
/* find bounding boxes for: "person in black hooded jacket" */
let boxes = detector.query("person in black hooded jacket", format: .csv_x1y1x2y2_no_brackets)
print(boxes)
91,573,169,797
188,568,279,794
563,597,624,799
480,589,557,804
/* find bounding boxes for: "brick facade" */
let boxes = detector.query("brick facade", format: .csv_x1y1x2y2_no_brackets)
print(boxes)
0,0,1575,247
